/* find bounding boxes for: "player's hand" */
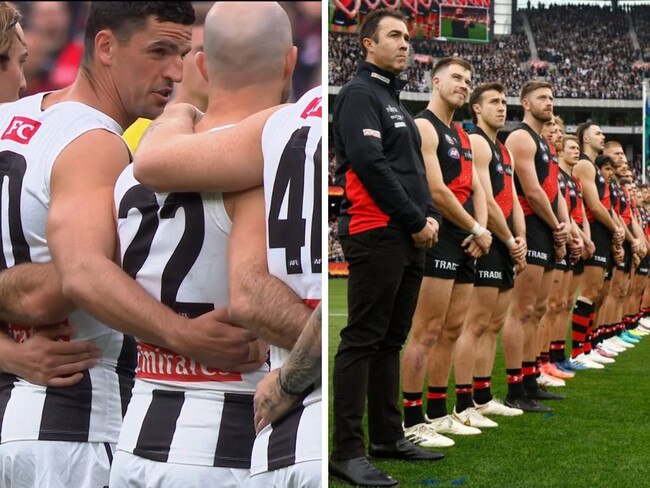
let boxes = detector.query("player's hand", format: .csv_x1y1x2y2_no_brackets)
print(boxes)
253,368,301,434
176,308,268,372
568,235,584,263
473,230,492,255
613,226,625,246
633,253,641,268
612,244,624,265
412,219,436,250
514,254,527,273
631,238,641,254
509,236,527,262
553,222,570,246
2,324,100,387
161,102,204,125
554,244,566,262
583,239,595,259
462,236,485,258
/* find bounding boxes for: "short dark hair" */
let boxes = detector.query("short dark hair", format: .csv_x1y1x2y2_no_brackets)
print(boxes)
575,122,599,152
595,154,613,170
520,79,553,101
432,56,473,77
468,82,504,124
83,2,195,64
359,9,406,58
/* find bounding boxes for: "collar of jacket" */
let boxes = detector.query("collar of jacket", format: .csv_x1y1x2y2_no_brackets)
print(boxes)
358,61,406,95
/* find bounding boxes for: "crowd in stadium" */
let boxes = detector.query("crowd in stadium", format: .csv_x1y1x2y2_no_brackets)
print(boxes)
329,4,650,99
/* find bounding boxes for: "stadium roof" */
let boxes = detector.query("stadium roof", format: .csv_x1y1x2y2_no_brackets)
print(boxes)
517,0,650,6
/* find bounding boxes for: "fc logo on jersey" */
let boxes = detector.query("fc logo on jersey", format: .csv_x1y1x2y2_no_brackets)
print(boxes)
2,116,41,144
448,147,460,159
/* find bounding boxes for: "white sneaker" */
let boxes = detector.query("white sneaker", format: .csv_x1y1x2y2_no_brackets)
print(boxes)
571,354,604,369
425,414,482,435
537,371,565,387
607,336,633,349
403,422,455,447
474,398,524,417
589,351,615,364
452,407,498,428
599,341,623,354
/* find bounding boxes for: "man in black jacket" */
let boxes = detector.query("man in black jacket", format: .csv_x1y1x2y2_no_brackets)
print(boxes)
329,8,443,488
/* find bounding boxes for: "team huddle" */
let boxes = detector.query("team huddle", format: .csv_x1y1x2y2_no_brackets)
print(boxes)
330,8,649,487
0,2,321,488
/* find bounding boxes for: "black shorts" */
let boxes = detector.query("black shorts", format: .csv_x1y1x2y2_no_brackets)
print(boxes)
424,218,475,282
615,240,633,273
332,9,357,26
637,256,649,276
417,2,428,15
573,258,585,276
524,214,555,269
555,250,570,272
474,239,515,289
584,220,612,269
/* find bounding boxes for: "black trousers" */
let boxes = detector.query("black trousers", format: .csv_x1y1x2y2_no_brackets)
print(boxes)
331,227,425,460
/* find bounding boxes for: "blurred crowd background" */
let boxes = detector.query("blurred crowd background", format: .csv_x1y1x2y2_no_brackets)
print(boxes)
14,1,321,102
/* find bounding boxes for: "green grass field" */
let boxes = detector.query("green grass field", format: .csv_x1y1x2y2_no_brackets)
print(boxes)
440,19,488,42
328,278,650,487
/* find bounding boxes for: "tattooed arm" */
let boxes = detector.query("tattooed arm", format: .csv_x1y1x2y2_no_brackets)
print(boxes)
253,303,322,433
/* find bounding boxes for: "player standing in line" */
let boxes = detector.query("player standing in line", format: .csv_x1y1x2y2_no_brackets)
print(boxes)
452,82,526,420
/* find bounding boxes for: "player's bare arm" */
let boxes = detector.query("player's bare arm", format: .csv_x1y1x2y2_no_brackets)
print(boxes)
48,130,265,372
470,133,514,246
0,262,74,325
417,118,481,232
506,129,559,230
135,104,284,192
573,160,619,233
228,186,312,350
253,302,321,434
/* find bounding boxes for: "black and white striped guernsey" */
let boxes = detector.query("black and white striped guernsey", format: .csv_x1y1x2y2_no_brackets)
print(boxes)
251,86,323,475
113,129,268,467
0,93,136,445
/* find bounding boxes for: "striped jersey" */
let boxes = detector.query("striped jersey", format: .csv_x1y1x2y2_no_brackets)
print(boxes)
0,93,136,444
114,124,267,467
251,86,323,475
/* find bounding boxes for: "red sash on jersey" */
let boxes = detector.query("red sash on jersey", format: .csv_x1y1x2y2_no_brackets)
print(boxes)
136,341,242,382
494,140,513,220
572,179,584,226
621,188,632,226
451,123,473,206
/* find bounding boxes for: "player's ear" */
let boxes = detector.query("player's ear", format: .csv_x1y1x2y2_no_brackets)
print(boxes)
196,51,208,83
94,29,116,67
284,46,298,83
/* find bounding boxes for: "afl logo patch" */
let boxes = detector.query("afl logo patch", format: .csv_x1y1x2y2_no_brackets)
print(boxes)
599,176,605,183
539,142,546,152
448,147,460,159
496,163,504,174
445,134,456,146
542,153,549,163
